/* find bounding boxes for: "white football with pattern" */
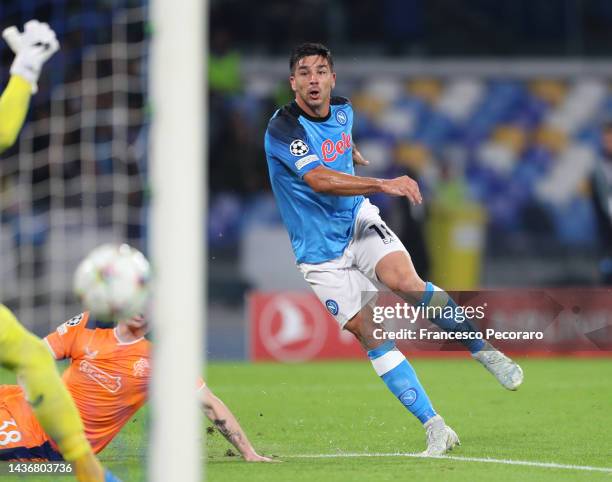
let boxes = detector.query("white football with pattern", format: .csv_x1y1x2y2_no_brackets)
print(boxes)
73,243,151,321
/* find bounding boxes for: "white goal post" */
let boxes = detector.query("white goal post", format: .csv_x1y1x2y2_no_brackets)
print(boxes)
149,0,206,480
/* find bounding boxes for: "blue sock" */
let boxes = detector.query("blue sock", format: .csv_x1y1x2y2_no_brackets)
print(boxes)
420,282,485,353
367,341,437,424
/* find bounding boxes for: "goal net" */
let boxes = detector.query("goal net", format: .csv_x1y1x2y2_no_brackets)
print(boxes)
1,2,205,479
0,1,149,334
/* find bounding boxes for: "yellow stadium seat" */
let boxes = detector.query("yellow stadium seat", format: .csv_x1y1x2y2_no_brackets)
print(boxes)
492,125,527,154
406,78,442,104
394,142,431,172
529,79,567,106
534,125,568,152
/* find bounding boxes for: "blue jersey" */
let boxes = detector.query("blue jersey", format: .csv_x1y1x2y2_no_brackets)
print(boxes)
264,97,364,264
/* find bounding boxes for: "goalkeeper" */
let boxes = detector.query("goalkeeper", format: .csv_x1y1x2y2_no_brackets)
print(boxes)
0,21,119,482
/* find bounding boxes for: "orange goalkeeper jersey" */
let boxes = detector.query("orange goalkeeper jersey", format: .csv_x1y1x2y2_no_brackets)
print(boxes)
44,312,151,454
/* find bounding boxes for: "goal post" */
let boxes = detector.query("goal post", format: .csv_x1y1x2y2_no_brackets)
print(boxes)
149,0,207,480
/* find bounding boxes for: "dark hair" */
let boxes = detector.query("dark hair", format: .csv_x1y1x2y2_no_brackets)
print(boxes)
289,42,334,74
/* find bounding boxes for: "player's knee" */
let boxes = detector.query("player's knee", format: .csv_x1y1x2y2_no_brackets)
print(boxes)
344,310,379,350
397,276,426,295
384,270,425,294
18,332,53,371
28,336,52,360
344,312,366,341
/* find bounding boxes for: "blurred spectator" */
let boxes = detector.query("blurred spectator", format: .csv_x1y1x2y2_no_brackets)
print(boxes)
390,165,430,279
382,0,424,55
590,121,612,284
209,28,242,95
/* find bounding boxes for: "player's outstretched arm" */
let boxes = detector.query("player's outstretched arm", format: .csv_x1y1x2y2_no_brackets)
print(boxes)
0,76,32,153
0,20,59,153
200,386,276,462
304,165,423,204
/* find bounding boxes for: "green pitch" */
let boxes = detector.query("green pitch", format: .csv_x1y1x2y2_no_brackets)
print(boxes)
1,358,611,481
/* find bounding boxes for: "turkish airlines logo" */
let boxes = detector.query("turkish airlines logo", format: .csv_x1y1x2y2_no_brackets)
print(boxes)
258,296,327,361
321,132,351,163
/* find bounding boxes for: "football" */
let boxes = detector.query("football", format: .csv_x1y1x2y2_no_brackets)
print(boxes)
73,243,151,321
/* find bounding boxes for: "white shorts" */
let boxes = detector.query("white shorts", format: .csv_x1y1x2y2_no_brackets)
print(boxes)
298,198,408,327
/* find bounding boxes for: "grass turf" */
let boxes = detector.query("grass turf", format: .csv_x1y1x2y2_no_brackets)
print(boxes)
1,358,611,481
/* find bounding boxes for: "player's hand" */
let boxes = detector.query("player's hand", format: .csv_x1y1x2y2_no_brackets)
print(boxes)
381,175,422,204
2,20,60,94
243,451,279,462
352,146,370,166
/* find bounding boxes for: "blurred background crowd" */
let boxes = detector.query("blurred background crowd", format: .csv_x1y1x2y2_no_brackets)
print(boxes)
209,0,612,298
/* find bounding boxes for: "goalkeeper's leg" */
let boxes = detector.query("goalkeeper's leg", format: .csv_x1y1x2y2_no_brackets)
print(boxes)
0,304,107,481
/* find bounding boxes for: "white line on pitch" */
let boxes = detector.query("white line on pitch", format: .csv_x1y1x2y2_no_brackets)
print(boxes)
283,452,612,473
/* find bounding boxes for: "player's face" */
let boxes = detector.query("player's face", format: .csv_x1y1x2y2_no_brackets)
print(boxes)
290,55,336,117
122,314,148,331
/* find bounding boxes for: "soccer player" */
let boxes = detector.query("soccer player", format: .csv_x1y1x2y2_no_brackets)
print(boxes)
0,21,120,481
0,311,274,463
264,42,524,455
